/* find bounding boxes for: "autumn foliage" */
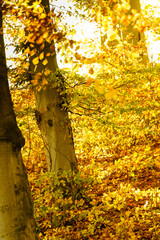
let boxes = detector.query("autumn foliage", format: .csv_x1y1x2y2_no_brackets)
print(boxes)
5,0,160,239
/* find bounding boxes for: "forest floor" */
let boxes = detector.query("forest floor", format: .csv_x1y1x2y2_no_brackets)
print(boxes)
25,137,160,240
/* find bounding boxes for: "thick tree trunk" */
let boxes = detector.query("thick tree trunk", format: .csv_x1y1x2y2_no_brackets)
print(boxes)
30,0,77,172
0,7,37,240
35,85,77,172
0,145,37,240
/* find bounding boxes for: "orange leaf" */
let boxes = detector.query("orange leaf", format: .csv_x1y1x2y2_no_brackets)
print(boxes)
75,52,81,60
87,77,93,86
44,69,51,76
89,67,94,75
36,36,43,45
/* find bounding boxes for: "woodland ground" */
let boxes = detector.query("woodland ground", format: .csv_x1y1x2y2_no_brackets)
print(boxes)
13,64,160,239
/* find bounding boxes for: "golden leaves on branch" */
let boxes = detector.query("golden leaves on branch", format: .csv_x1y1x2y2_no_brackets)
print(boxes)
31,72,42,86
31,68,50,89
32,51,48,66
113,1,131,13
86,75,117,100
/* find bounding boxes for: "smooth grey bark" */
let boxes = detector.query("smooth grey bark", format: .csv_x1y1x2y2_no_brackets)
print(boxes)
30,0,77,172
0,6,37,240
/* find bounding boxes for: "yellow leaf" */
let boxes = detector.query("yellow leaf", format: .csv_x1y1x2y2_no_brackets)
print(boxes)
44,69,51,76
30,49,37,56
19,28,25,38
32,57,39,65
36,36,43,45
30,44,35,48
133,152,138,157
39,13,46,19
42,59,48,65
29,36,36,43
43,32,48,39
46,53,51,57
28,33,34,40
37,6,44,14
39,52,44,60
40,44,45,50
24,47,30,54
23,62,30,68
102,16,108,31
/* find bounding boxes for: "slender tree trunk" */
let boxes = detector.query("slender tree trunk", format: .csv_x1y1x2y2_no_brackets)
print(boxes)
123,0,141,45
29,0,77,172
0,7,37,240
128,0,148,60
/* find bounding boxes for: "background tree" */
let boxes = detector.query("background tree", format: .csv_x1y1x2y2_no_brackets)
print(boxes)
0,3,37,240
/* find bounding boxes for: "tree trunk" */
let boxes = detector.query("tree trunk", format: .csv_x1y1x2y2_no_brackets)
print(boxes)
128,0,148,60
34,85,77,172
0,7,37,240
29,0,77,172
124,0,141,45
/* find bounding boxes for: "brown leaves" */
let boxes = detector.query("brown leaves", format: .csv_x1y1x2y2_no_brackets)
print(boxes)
75,52,81,61
89,67,94,75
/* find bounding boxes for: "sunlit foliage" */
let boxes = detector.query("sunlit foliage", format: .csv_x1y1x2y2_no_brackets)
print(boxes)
4,0,160,239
